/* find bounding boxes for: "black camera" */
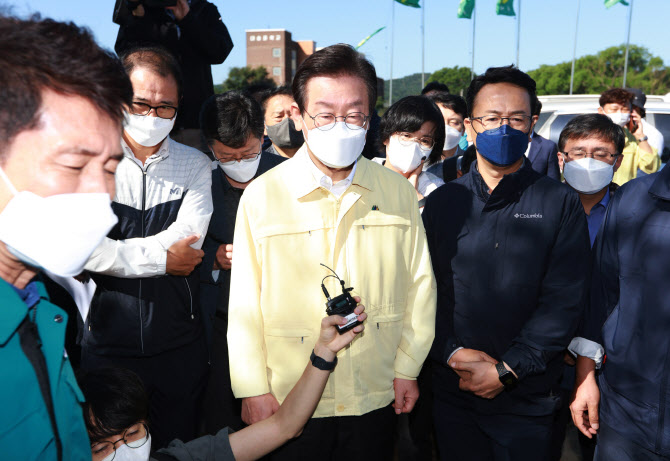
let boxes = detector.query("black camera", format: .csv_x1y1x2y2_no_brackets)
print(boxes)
320,264,361,334
140,0,178,7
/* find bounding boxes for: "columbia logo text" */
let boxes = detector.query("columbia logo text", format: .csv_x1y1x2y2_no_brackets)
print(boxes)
514,213,543,219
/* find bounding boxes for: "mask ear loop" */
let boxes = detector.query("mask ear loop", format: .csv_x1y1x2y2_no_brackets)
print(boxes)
0,165,18,195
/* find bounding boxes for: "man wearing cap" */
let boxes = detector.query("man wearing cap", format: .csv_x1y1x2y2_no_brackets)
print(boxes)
627,88,665,160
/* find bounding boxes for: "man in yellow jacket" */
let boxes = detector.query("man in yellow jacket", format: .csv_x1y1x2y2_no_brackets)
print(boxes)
598,88,659,185
227,44,437,460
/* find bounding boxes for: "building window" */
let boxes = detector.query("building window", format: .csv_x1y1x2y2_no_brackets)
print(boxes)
263,35,268,41
273,67,281,76
276,34,281,40
272,48,281,58
270,35,275,41
250,35,255,41
256,35,261,41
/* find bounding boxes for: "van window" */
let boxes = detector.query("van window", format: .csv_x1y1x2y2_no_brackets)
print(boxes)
650,113,670,162
549,114,579,145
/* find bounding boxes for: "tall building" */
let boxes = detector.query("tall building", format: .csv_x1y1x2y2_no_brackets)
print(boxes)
246,29,316,85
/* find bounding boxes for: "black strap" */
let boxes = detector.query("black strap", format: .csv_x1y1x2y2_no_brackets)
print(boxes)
18,312,62,461
417,197,427,208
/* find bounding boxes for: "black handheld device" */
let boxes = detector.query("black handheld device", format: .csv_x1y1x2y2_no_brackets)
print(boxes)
320,264,361,334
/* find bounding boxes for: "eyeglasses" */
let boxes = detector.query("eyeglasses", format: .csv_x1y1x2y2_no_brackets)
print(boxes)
304,111,369,131
130,101,177,119
91,422,149,461
470,115,532,132
396,132,435,151
213,142,262,166
561,149,618,161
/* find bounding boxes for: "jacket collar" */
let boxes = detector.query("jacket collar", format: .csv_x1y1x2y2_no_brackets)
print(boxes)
121,137,171,163
648,163,670,201
0,278,49,346
286,145,374,199
470,158,534,209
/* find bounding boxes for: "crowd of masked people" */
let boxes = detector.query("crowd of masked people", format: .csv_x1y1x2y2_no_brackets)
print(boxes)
2,3,670,461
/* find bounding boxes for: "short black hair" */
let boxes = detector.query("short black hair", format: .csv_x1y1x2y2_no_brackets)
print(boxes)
120,45,183,100
425,92,468,120
292,44,377,113
466,65,536,117
533,97,542,117
421,81,450,95
460,144,477,174
245,81,276,104
378,95,446,165
77,368,149,444
558,113,626,155
200,91,264,148
0,15,132,158
259,85,294,112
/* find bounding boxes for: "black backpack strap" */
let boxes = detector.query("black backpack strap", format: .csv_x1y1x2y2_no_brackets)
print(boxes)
18,311,62,461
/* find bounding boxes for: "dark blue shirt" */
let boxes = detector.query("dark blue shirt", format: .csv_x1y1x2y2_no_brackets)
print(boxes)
586,190,610,247
10,280,40,308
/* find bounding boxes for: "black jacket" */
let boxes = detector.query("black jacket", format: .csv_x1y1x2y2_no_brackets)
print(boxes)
114,0,234,130
528,132,560,181
583,166,670,455
422,160,590,415
200,152,286,315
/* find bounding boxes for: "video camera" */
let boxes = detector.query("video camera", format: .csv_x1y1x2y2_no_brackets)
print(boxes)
113,0,178,26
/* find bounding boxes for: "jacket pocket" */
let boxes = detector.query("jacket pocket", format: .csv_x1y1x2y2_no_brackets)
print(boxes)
264,327,334,400
358,312,405,395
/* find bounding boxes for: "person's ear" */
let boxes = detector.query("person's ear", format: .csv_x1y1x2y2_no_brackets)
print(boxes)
613,153,623,172
290,103,303,132
557,151,564,172
464,118,475,145
529,115,539,139
264,124,268,136
597,107,604,115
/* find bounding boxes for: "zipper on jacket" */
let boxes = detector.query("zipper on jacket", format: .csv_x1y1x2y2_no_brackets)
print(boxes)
184,279,194,319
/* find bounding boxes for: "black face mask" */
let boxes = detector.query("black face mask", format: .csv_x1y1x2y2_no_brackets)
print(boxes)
266,117,304,149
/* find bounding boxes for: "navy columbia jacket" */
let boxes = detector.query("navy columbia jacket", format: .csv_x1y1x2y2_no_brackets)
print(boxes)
583,165,670,455
423,160,590,415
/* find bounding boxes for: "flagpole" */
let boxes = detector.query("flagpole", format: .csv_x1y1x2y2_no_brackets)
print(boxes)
390,0,395,105
622,0,634,88
515,0,521,67
569,0,581,95
470,2,476,81
421,0,425,88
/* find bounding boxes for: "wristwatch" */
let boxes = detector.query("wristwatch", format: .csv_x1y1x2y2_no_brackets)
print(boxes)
638,135,649,142
310,350,338,371
496,362,518,390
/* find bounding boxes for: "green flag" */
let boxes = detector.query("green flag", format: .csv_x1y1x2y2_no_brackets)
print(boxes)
496,0,515,16
604,0,629,7
394,0,420,8
457,0,475,19
355,27,386,50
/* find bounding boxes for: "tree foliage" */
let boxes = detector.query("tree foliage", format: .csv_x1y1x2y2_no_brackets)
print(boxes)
427,66,474,97
220,66,276,93
528,45,670,95
384,72,424,105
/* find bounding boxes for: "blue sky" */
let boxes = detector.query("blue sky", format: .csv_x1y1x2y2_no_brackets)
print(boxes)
6,0,669,88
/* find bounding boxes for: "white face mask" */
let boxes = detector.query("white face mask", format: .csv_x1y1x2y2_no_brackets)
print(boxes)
124,113,175,147
386,135,428,174
304,121,366,168
0,167,117,277
218,154,261,183
100,435,151,461
562,155,615,195
444,125,463,151
605,111,630,127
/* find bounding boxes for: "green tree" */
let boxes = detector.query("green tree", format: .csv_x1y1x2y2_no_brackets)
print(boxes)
384,73,424,104
221,66,276,92
528,45,670,95
427,66,474,97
